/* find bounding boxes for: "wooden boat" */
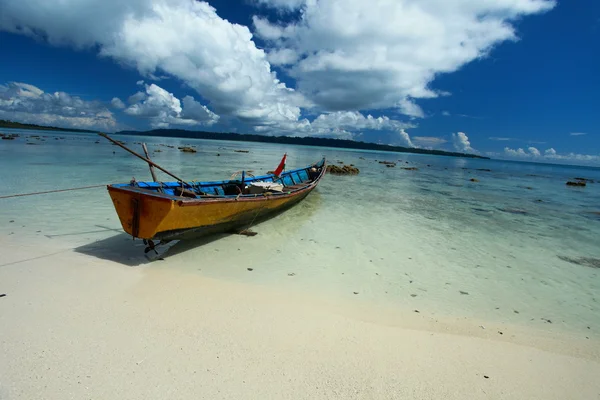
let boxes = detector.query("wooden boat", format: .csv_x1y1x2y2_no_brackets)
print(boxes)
107,156,326,248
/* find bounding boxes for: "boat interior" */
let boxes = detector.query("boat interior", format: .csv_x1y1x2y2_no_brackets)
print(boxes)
110,159,325,200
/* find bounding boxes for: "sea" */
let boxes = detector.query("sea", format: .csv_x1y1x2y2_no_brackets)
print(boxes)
1,128,599,337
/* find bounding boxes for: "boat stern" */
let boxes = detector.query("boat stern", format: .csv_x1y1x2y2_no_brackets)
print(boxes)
107,185,174,239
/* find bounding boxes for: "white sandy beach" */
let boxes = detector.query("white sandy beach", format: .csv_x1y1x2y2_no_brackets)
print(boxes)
1,235,599,400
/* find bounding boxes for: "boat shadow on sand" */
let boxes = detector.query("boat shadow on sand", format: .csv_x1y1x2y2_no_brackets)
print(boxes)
74,230,228,267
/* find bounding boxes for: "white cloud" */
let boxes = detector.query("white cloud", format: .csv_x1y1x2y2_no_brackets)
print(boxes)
398,98,425,119
504,147,528,157
441,111,451,116
127,91,147,105
110,97,125,109
0,81,117,131
248,110,415,146
528,146,541,157
503,147,600,165
181,95,219,124
254,0,554,117
0,0,302,130
570,132,587,136
125,83,219,128
489,137,514,141
452,132,478,154
267,48,299,66
0,0,555,140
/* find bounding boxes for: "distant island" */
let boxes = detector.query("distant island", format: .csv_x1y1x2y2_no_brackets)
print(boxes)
0,119,487,159
0,119,97,133
117,128,489,159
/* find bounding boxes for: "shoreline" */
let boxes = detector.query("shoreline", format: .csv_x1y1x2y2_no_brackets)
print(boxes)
1,234,599,399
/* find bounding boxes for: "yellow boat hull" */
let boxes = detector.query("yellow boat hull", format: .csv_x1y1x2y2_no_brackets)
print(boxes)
108,181,316,240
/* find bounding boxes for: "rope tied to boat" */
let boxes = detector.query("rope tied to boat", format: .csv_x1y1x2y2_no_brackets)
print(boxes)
0,184,107,200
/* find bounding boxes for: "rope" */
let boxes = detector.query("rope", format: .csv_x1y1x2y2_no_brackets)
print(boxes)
0,184,106,200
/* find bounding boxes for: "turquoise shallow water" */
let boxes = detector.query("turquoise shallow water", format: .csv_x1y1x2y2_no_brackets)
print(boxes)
1,129,599,336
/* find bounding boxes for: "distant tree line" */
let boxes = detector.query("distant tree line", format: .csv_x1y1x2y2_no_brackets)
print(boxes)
0,120,97,133
118,128,489,159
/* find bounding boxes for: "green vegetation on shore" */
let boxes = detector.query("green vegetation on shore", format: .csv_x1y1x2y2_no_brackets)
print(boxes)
0,120,97,133
0,119,488,159
118,129,489,159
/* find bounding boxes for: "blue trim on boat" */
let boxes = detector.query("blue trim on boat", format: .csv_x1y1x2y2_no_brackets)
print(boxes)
110,158,325,200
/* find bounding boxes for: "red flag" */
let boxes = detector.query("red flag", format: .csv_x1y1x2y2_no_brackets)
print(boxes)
274,153,287,176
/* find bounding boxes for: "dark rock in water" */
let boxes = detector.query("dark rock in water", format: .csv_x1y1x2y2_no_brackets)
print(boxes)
459,291,469,295
470,178,479,182
379,161,396,166
247,268,253,271
217,153,220,156
541,318,552,324
566,181,586,187
353,291,359,295
476,168,492,172
359,157,365,160
288,273,296,276
557,255,600,269
326,164,359,175
26,142,38,145
385,164,395,168
410,294,417,297
574,177,595,183
178,146,197,153
154,149,162,152
0,294,5,298
234,149,249,153
402,167,418,171
534,199,544,203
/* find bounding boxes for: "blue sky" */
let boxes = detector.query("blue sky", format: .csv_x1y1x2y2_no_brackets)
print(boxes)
0,0,598,164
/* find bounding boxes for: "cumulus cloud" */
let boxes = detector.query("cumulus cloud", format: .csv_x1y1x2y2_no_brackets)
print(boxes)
267,48,299,66
125,83,219,128
503,147,600,165
248,110,416,146
452,132,478,154
0,0,302,131
111,97,125,109
254,0,554,117
0,0,555,139
0,81,117,131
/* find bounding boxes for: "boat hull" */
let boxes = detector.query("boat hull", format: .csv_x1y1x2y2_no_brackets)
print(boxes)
107,185,314,240
107,160,325,241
